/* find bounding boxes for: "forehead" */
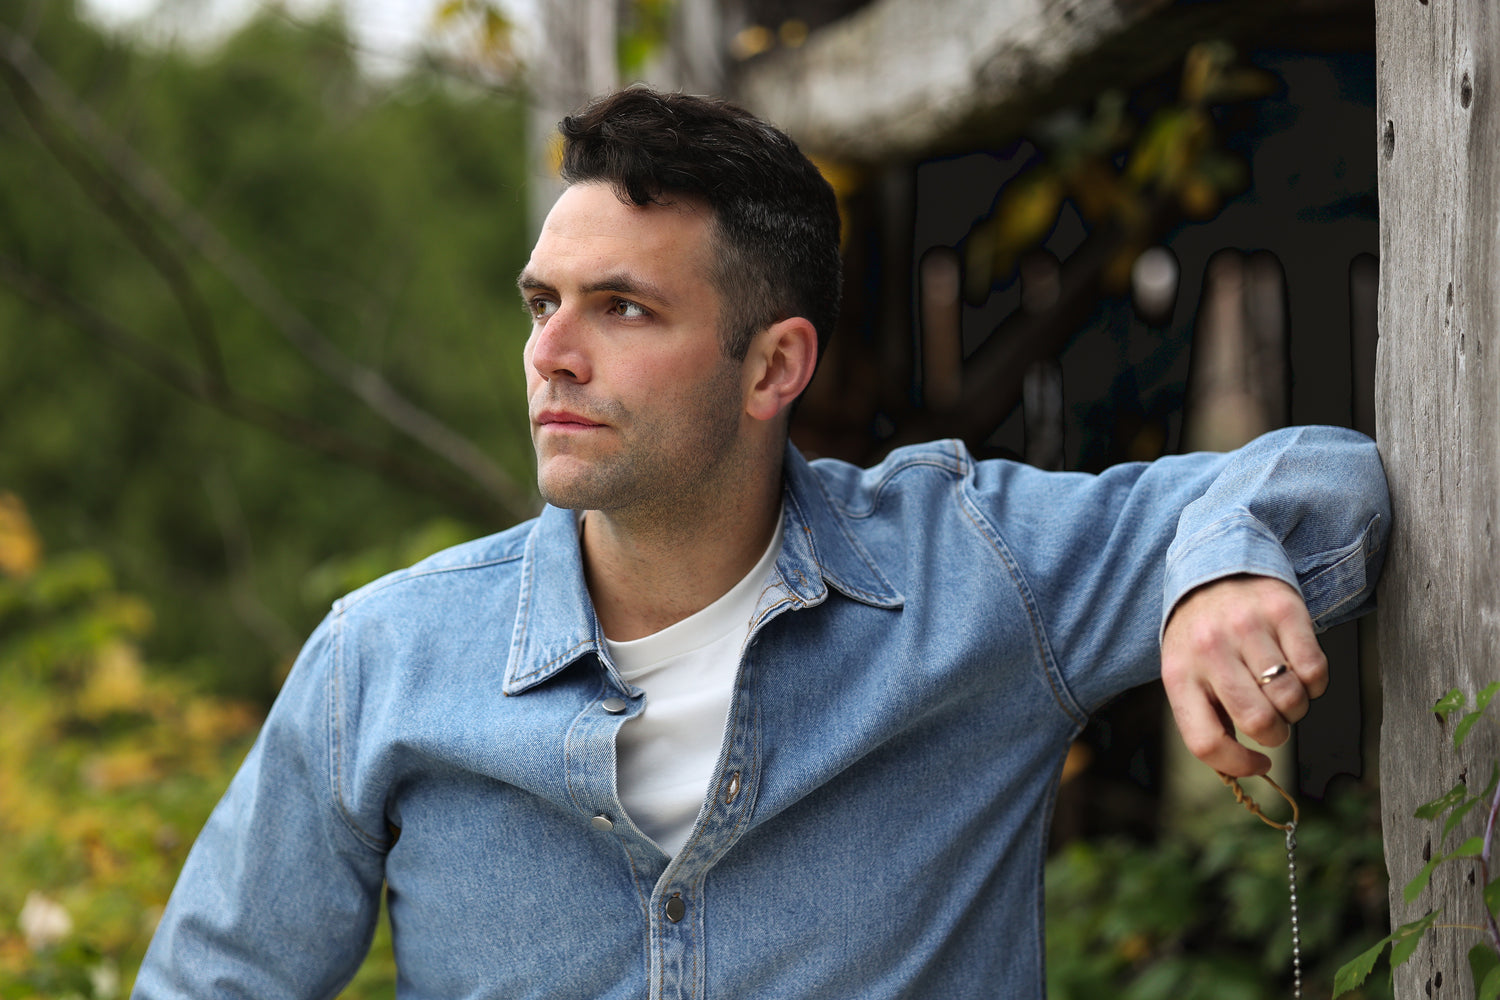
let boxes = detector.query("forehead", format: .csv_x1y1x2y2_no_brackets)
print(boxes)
525,182,717,287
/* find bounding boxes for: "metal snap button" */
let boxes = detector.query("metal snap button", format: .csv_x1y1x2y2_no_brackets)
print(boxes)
664,895,686,923
601,697,628,714
590,814,614,832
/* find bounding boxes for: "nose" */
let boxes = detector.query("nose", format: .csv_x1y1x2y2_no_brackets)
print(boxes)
527,307,590,384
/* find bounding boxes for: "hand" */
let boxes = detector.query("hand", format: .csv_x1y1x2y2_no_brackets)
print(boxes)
1160,574,1328,777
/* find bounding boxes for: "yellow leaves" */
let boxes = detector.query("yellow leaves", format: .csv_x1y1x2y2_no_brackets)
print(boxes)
544,132,565,179
1126,109,1211,192
993,172,1066,260
0,491,41,580
78,642,148,720
432,0,469,24
731,25,775,61
428,0,516,80
778,20,810,48
84,749,162,793
731,20,809,60
1180,41,1278,107
0,502,265,984
183,697,259,745
966,172,1065,298
957,41,1265,294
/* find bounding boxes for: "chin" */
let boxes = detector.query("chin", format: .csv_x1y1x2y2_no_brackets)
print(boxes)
535,467,600,512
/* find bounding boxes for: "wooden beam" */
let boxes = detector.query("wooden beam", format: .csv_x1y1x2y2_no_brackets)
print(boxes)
1375,0,1500,997
732,0,1371,162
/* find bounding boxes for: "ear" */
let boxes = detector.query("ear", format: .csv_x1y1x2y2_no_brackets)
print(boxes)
743,317,818,422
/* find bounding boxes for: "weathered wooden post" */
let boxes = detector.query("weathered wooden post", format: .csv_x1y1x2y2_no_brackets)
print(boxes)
1376,1,1500,996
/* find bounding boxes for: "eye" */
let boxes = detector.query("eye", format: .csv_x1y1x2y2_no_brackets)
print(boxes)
526,297,558,321
609,298,649,320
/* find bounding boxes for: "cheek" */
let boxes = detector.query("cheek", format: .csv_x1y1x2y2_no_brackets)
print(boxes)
521,339,541,389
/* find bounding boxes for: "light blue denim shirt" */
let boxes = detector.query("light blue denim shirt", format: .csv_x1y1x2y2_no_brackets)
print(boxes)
133,427,1388,1000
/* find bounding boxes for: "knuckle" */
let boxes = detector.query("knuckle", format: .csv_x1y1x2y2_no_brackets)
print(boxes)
1221,605,1257,638
1185,620,1225,657
1265,589,1302,620
1183,730,1223,761
1238,705,1280,740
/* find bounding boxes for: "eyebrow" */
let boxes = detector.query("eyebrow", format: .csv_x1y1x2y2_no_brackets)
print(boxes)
515,269,675,308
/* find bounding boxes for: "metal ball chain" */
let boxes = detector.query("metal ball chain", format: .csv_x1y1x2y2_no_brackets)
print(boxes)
1286,822,1302,1000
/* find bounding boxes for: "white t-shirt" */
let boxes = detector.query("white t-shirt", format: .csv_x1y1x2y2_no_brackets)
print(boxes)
603,516,784,856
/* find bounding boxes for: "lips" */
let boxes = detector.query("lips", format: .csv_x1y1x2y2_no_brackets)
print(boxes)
533,409,606,430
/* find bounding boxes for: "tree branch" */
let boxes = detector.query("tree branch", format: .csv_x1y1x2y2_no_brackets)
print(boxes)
0,25,537,520
0,255,517,524
0,33,228,394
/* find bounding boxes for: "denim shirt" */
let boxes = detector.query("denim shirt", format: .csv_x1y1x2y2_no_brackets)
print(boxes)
133,427,1388,1000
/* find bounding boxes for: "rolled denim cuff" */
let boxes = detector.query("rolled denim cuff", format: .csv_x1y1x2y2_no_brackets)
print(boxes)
1159,511,1301,642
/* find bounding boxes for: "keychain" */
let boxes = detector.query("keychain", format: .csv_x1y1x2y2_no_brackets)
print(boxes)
1219,770,1302,999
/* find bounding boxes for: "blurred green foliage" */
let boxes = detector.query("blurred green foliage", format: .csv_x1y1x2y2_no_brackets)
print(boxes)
0,1,537,703
0,492,399,996
1046,784,1394,1000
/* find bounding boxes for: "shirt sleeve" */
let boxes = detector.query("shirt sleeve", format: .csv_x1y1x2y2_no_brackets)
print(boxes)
131,612,387,1000
967,424,1389,716
1161,425,1389,637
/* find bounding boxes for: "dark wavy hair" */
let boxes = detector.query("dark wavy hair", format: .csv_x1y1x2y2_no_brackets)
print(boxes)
558,88,842,364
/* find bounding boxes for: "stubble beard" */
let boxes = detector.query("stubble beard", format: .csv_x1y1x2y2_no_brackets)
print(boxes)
533,362,746,520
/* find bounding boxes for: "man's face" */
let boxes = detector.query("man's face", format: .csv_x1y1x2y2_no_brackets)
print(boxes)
518,182,748,515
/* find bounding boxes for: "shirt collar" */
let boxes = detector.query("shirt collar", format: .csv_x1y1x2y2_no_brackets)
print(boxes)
775,442,904,611
502,443,903,697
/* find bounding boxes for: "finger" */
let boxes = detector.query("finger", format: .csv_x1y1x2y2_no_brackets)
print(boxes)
1252,661,1311,727
1202,628,1294,748
1252,578,1329,699
1275,611,1329,700
1164,675,1272,777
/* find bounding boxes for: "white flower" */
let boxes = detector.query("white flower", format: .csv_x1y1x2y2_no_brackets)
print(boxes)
19,891,73,950
90,959,122,999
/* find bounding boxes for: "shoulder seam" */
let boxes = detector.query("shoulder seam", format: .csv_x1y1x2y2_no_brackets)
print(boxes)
338,550,525,614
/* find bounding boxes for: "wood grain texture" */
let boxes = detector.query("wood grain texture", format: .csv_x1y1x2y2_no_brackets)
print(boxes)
1375,0,1500,996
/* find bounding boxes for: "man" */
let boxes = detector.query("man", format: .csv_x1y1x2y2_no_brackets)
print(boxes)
133,89,1389,998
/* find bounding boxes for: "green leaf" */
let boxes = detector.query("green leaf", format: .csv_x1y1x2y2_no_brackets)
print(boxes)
1458,683,1500,747
1486,876,1500,917
1408,837,1486,902
1334,934,1394,996
1391,912,1439,968
1454,836,1486,858
1405,855,1442,902
1442,795,1485,845
1435,688,1467,720
1481,962,1500,1000
1457,710,1486,748
1416,781,1469,820
1470,944,1500,1000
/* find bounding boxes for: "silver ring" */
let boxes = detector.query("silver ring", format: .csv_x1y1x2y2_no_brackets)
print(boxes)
1258,663,1289,685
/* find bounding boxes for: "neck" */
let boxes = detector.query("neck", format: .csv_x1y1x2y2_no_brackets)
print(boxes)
581,448,785,642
